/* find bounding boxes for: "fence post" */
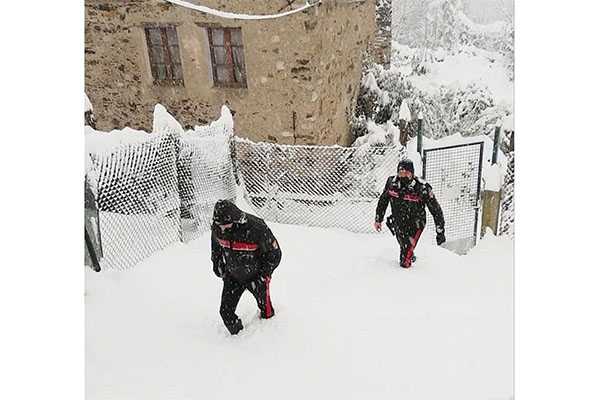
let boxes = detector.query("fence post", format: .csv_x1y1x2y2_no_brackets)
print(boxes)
230,135,240,185
481,190,502,237
171,134,185,243
417,111,423,156
483,122,502,237
84,177,103,270
492,120,502,165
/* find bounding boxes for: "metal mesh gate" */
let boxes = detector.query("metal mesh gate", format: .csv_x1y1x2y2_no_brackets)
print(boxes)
423,142,484,253
235,138,405,233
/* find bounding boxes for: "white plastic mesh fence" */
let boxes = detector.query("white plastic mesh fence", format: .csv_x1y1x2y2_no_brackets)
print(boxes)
86,104,491,271
498,152,514,237
234,138,406,233
89,134,181,271
178,131,237,242
86,106,236,271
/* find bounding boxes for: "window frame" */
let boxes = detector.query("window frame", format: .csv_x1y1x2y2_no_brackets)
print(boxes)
205,26,247,89
143,24,184,86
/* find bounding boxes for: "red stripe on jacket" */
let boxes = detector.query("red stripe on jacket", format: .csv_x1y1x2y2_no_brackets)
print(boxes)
402,194,422,202
217,238,258,251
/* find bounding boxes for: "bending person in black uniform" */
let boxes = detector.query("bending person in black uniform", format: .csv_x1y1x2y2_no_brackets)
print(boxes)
211,200,282,335
374,159,446,268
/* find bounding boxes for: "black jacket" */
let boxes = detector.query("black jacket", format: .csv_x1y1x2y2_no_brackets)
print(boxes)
375,176,445,234
211,213,281,283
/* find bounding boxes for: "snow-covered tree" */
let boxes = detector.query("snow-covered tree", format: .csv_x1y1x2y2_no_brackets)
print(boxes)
352,0,513,145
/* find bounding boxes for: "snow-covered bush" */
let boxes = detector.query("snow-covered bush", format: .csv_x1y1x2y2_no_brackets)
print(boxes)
353,0,513,146
351,62,511,145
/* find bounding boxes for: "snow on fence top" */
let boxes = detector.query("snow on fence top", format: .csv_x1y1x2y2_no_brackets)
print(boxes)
184,105,234,141
85,104,237,270
164,0,321,20
153,104,185,137
85,126,153,154
85,103,235,155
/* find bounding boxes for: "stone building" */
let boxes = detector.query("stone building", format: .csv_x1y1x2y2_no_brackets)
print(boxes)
85,0,378,145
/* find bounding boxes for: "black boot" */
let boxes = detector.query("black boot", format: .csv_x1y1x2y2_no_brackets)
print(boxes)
399,254,417,268
225,318,243,335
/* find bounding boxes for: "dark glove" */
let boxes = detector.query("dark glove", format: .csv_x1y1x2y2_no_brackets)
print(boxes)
436,229,446,246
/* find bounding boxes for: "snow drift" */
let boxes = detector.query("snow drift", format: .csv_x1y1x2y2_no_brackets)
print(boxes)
86,218,513,400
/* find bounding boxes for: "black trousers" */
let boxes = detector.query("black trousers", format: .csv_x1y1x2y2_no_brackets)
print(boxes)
395,227,423,268
220,275,274,334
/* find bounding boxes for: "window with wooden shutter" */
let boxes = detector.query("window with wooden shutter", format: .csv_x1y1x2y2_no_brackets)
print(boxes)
144,25,184,86
207,27,247,88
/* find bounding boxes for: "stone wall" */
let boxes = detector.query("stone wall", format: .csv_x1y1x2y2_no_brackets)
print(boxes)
85,0,376,145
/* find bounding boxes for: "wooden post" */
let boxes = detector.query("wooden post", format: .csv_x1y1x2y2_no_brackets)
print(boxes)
492,121,502,165
399,119,408,146
481,189,502,236
417,111,423,156
398,100,412,147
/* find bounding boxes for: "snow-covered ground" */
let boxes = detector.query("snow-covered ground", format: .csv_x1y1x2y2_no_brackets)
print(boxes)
86,216,513,399
411,48,513,110
393,43,514,111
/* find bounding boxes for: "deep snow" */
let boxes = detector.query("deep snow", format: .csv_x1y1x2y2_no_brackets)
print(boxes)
86,219,513,400
394,43,514,110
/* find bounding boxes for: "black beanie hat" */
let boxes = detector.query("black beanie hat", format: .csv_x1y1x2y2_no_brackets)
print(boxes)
213,200,243,225
397,159,415,174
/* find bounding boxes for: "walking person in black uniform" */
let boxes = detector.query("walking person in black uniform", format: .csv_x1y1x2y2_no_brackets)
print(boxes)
211,200,282,335
374,159,446,268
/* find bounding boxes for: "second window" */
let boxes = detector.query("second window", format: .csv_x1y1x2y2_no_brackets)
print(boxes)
207,27,247,88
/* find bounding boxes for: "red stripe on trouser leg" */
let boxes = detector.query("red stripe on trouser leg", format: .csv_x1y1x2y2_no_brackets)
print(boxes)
264,277,273,318
403,229,423,267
